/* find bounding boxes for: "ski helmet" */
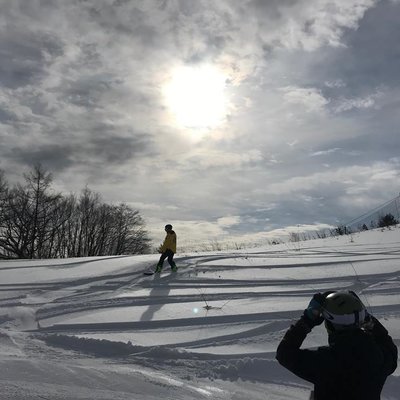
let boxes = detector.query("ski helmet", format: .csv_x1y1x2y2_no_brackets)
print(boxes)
322,291,366,333
165,224,173,230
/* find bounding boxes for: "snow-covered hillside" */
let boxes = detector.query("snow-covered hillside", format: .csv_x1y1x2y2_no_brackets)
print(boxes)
1,228,399,399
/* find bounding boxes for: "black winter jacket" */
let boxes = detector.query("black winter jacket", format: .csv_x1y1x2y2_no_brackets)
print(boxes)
276,316,397,400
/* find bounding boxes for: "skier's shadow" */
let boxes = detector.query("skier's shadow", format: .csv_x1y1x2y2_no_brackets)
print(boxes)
139,273,172,322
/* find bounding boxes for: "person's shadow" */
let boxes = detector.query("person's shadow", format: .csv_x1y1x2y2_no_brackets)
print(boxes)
139,273,172,322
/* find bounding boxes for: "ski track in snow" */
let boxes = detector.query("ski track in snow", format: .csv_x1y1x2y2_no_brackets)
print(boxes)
0,229,400,399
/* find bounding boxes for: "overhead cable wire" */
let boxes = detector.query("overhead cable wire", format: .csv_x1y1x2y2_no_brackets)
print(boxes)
344,194,400,228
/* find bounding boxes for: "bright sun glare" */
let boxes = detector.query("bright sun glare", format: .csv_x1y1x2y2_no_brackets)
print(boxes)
164,65,228,130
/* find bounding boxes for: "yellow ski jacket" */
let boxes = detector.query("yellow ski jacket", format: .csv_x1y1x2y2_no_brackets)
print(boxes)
160,230,177,253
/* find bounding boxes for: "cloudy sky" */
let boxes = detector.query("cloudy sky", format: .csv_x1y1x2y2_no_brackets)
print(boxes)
1,0,399,248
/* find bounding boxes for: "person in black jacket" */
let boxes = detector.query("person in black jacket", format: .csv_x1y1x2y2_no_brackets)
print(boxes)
276,291,397,400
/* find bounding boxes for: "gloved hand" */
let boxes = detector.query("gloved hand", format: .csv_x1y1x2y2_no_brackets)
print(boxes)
362,310,375,331
303,293,326,328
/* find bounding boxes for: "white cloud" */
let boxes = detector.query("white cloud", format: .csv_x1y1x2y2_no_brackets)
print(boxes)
148,217,335,251
267,160,400,198
146,217,240,251
287,140,299,147
334,91,382,113
217,216,241,227
281,86,330,112
188,149,263,169
196,223,336,249
273,0,377,51
311,148,341,156
126,202,179,212
325,79,346,88
0,88,36,121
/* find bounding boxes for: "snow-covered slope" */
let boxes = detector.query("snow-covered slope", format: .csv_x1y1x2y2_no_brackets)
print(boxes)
1,228,399,399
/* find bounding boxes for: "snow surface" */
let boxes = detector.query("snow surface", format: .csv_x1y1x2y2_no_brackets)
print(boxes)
0,228,399,399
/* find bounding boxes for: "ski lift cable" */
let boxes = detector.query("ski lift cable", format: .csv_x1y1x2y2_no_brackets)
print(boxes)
343,194,400,227
349,261,373,312
394,196,400,220
328,245,374,314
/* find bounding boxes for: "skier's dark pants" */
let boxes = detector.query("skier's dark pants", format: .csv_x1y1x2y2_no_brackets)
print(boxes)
158,249,175,269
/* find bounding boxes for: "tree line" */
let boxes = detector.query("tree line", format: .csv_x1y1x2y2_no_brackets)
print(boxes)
0,165,151,259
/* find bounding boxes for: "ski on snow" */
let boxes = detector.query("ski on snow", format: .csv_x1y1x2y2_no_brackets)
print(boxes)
143,269,178,276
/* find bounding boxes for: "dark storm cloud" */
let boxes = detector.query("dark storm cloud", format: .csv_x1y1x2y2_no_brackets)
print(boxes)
308,127,400,167
84,1,159,45
0,0,160,179
7,132,154,171
247,0,298,19
88,134,155,164
64,74,114,108
0,28,64,89
292,1,400,98
334,1,400,93
0,107,16,123
9,144,76,172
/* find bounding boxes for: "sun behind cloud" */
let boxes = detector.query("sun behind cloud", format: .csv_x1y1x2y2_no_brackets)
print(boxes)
163,65,228,130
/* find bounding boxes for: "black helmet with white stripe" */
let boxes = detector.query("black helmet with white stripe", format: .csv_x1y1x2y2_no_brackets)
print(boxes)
322,291,366,332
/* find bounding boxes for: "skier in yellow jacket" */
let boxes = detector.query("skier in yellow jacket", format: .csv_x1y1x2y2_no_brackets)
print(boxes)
155,224,177,273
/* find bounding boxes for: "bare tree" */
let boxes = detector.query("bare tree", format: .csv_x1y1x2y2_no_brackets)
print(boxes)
23,164,64,258
0,170,8,232
0,171,12,258
115,205,151,254
42,195,75,258
0,184,32,258
75,188,101,256
0,167,151,258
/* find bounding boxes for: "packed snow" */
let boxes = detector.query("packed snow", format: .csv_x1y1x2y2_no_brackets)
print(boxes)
0,228,399,399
